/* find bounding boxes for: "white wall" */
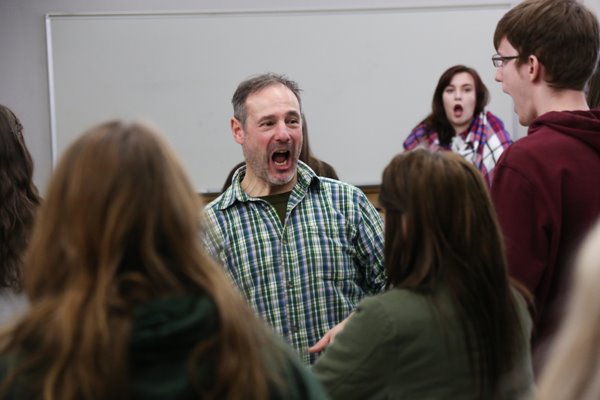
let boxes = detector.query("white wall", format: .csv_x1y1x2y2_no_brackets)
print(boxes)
46,6,516,191
4,0,598,192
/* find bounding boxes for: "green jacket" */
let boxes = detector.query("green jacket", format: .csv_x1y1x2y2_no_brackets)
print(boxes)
312,288,533,400
0,295,329,399
130,295,328,399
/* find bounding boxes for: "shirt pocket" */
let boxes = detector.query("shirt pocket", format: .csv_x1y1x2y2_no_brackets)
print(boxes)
299,223,358,283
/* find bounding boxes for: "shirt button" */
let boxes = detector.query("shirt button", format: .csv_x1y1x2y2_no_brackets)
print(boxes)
286,281,294,289
291,325,299,334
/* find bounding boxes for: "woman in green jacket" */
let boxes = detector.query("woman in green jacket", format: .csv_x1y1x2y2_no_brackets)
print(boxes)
0,121,327,400
313,149,533,399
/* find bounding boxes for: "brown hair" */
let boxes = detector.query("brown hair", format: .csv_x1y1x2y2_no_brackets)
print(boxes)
0,104,40,290
379,149,526,397
494,0,600,90
298,115,339,180
422,65,489,147
0,121,282,399
232,73,302,126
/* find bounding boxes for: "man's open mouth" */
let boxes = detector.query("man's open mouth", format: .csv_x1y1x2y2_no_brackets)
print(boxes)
272,150,291,166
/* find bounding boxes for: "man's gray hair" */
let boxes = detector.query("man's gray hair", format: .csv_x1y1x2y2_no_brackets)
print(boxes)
231,73,302,126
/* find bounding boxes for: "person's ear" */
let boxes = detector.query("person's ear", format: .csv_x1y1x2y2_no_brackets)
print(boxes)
527,55,542,83
231,117,245,144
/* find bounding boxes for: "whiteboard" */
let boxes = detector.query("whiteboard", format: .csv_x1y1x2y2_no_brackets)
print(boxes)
46,4,515,192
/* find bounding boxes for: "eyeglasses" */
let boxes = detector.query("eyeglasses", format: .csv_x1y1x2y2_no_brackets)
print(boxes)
491,54,519,68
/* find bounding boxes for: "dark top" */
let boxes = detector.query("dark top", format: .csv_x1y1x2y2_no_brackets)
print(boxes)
0,295,329,399
312,287,533,400
491,110,600,364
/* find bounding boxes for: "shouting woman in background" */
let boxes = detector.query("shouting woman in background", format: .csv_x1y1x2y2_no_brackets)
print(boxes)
403,65,512,187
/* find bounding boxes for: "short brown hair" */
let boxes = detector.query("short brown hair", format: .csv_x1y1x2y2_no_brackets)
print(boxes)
232,73,302,126
494,0,600,90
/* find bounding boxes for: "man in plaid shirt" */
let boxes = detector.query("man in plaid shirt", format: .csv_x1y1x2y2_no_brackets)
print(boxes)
204,73,386,364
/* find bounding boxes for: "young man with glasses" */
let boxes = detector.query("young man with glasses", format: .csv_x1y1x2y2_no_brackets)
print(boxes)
490,0,600,374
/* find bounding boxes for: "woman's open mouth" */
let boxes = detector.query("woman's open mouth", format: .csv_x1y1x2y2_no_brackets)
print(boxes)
453,104,464,118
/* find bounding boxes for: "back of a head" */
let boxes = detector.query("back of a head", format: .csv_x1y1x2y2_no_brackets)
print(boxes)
25,121,202,301
5,121,208,398
536,219,600,400
379,149,523,396
4,120,288,400
379,149,504,289
0,104,39,289
494,0,600,90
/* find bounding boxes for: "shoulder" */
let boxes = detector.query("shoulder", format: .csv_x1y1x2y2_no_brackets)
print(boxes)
315,180,381,227
202,195,228,240
482,111,508,132
332,290,446,363
404,122,435,150
316,177,362,194
202,183,251,236
204,184,238,212
408,121,431,136
204,193,225,213
312,178,371,207
205,164,255,214
299,163,366,203
483,110,505,126
495,123,578,177
357,290,434,329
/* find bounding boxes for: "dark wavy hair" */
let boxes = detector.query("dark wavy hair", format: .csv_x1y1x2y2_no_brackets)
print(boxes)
422,65,489,147
0,104,40,290
379,149,527,397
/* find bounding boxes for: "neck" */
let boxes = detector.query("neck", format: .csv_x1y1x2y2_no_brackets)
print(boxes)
241,170,297,197
453,122,470,135
534,86,589,117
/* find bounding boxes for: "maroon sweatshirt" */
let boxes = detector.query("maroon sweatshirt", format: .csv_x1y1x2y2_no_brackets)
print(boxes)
491,110,600,369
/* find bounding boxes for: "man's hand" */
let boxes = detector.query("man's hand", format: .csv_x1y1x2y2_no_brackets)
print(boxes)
308,314,352,353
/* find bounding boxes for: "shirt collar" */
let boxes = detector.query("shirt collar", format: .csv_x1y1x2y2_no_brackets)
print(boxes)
216,160,319,210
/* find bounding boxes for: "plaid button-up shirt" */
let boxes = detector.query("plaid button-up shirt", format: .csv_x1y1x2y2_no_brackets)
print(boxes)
203,162,385,364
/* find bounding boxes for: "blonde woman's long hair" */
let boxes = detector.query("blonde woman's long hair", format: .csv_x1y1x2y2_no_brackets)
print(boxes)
536,219,600,400
0,121,277,399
